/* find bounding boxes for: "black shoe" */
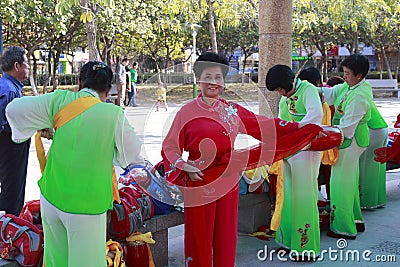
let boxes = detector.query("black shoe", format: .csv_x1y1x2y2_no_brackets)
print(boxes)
131,104,139,107
356,223,365,232
327,230,356,240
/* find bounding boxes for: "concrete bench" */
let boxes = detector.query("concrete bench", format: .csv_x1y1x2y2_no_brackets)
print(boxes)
106,84,118,104
238,193,271,233
366,79,399,98
135,211,184,267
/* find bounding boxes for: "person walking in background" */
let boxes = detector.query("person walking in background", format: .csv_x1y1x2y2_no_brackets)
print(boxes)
155,82,168,111
0,46,31,216
266,65,323,261
359,103,388,210
124,65,131,106
129,62,139,107
320,54,373,239
6,61,144,266
116,58,129,108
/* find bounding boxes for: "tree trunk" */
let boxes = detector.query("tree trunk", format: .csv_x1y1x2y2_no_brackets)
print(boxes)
52,50,61,91
259,0,292,118
43,52,53,94
241,51,249,86
395,50,399,81
377,52,383,79
32,56,38,87
207,0,218,53
83,0,101,61
381,45,393,79
26,51,39,96
353,30,359,54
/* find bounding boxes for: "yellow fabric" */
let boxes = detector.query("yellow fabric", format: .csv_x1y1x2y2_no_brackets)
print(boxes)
106,239,126,267
35,130,47,174
53,97,101,130
320,102,338,165
126,232,156,267
268,160,281,176
269,160,284,231
244,165,270,183
126,232,156,244
248,230,275,238
34,96,121,203
111,166,121,203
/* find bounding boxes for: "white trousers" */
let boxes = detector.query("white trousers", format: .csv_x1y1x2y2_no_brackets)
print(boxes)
40,194,107,267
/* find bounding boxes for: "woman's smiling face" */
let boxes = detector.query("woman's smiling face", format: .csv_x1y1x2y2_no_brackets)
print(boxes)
198,66,225,99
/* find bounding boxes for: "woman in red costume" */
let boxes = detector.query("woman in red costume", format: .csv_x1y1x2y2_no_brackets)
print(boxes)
161,53,341,267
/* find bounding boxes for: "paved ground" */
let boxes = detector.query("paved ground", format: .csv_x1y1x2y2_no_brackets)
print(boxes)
24,97,400,266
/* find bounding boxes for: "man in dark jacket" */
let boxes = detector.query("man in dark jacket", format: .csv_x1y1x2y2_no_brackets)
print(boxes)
0,46,31,215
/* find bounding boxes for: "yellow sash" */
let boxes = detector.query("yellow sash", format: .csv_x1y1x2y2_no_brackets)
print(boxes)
268,160,283,231
321,102,338,165
35,96,121,203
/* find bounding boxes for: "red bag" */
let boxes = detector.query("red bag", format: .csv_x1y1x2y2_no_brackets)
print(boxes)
123,242,150,267
19,200,42,231
109,186,154,240
119,186,154,220
109,197,143,240
0,214,43,267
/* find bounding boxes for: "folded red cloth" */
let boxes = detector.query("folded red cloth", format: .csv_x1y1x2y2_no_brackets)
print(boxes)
395,113,400,128
163,123,344,186
307,126,343,151
374,133,400,164
221,123,324,172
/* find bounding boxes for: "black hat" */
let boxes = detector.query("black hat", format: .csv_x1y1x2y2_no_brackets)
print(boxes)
193,52,229,78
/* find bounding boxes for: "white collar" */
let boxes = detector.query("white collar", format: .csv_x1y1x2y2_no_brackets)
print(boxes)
81,88,101,99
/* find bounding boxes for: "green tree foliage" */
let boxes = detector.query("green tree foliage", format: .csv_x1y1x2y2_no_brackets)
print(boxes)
0,0,82,93
2,0,399,83
293,0,400,79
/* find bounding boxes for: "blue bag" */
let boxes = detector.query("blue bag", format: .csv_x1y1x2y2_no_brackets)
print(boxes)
123,161,183,215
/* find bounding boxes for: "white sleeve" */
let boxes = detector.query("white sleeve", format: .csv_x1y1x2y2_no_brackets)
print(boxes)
5,93,54,143
338,94,370,139
114,112,145,168
300,87,324,125
321,84,342,105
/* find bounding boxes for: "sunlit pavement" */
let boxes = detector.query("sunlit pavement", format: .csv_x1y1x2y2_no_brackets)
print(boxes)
24,97,400,266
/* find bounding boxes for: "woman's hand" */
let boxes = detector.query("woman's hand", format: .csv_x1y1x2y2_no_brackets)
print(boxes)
40,128,54,140
182,162,204,182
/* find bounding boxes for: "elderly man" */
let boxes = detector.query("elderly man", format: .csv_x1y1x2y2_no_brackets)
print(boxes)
0,46,31,215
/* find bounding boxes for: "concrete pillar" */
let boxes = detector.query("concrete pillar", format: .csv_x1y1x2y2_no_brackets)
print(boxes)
258,0,293,117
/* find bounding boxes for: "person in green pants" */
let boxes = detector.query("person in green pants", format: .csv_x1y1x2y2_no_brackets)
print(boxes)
320,54,373,239
359,103,388,210
266,65,323,261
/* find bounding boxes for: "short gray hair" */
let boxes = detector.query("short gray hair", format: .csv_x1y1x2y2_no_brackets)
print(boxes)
0,46,26,72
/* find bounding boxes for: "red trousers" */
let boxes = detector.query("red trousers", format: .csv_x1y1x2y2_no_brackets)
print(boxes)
184,187,238,267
